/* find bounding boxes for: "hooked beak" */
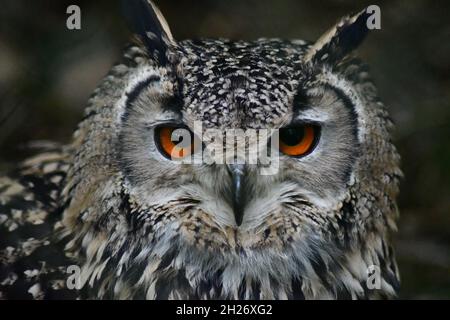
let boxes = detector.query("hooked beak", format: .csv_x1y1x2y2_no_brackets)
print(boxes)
228,164,246,226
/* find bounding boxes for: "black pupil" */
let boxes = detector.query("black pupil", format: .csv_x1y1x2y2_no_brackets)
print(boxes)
280,127,305,146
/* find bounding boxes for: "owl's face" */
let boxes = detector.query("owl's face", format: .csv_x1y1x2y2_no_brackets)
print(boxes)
63,1,401,299
119,39,360,250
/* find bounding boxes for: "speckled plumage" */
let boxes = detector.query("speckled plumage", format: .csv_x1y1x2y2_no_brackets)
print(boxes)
0,1,401,299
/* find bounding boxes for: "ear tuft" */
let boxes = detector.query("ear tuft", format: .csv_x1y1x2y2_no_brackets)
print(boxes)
122,0,175,65
305,8,372,65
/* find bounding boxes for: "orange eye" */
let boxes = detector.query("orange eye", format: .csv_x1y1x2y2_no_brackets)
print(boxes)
278,124,319,157
155,125,197,160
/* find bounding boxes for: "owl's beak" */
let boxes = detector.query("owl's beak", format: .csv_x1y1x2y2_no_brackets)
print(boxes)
228,164,246,226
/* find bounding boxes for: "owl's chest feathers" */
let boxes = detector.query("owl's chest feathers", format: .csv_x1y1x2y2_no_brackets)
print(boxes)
73,232,388,300
62,199,390,300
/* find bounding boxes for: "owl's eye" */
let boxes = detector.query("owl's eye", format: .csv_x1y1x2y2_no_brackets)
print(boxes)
155,125,197,160
278,124,320,157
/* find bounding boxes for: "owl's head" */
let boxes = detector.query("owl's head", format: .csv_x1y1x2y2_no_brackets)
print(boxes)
62,0,401,299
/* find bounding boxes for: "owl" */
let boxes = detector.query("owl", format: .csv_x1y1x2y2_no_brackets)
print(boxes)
0,0,401,300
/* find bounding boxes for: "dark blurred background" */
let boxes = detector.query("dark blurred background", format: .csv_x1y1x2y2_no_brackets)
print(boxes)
0,0,449,299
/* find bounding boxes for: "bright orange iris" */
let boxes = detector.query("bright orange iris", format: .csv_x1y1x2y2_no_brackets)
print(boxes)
157,126,194,159
279,125,317,157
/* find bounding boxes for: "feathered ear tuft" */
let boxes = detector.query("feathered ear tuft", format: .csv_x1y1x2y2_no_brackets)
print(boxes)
305,8,371,65
122,0,175,65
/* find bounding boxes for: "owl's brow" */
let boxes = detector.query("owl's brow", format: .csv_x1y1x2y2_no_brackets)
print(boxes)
291,84,356,124
290,117,325,126
143,118,183,128
125,75,161,107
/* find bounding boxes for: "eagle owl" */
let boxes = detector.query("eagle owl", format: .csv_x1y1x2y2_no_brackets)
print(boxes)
0,0,401,300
